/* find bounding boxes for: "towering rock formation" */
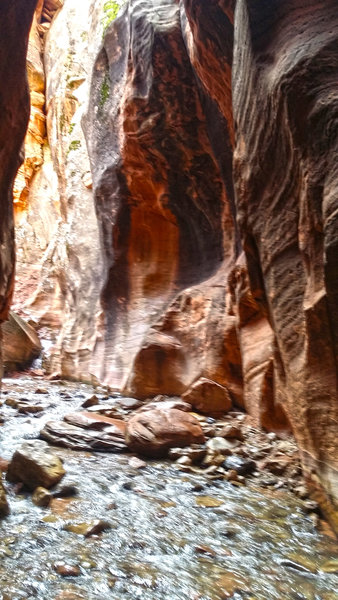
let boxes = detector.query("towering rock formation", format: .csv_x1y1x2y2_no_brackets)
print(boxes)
0,0,38,368
232,0,338,529
84,0,240,407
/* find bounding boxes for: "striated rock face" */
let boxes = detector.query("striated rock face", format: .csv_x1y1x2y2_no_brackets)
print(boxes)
41,0,104,379
84,0,237,398
232,0,338,526
13,10,46,218
0,0,38,334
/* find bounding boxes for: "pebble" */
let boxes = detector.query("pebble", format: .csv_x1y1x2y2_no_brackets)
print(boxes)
202,453,227,467
206,437,237,454
81,394,99,408
18,405,44,414
54,592,84,600
52,484,78,498
201,426,216,438
128,456,147,469
117,397,142,410
195,544,216,556
53,562,81,577
293,485,309,499
220,527,240,538
64,519,111,537
223,456,256,476
168,446,206,463
0,481,9,517
303,500,319,513
0,457,9,471
176,456,192,466
195,495,224,507
226,469,238,482
280,559,313,573
191,484,205,492
218,424,244,441
5,397,19,408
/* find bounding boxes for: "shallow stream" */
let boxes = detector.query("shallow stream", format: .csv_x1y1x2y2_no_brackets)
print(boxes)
0,377,337,600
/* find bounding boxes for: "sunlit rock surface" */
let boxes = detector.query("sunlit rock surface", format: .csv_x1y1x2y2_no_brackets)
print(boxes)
14,0,105,380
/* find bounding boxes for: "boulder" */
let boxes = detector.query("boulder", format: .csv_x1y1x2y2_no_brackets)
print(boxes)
6,440,65,490
2,311,41,372
125,405,205,457
182,377,232,415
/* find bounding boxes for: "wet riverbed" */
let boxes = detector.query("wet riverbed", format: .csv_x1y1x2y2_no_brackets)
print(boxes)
0,377,337,600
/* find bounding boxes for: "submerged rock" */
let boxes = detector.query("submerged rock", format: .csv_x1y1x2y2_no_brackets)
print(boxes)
52,483,78,498
32,486,52,507
0,478,9,517
6,440,65,490
125,405,205,457
64,519,111,537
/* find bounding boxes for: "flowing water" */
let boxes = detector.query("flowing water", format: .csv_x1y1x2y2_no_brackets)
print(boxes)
0,377,337,600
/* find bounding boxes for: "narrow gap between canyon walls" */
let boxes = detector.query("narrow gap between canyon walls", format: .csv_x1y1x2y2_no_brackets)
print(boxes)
0,1,337,599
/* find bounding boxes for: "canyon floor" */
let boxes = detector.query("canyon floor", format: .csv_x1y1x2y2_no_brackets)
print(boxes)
0,376,337,600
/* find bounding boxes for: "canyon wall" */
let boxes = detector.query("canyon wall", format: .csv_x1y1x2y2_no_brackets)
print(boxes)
232,0,338,529
0,0,38,372
6,0,338,526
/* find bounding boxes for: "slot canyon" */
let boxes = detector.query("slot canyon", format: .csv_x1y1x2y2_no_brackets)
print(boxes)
0,1,337,598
